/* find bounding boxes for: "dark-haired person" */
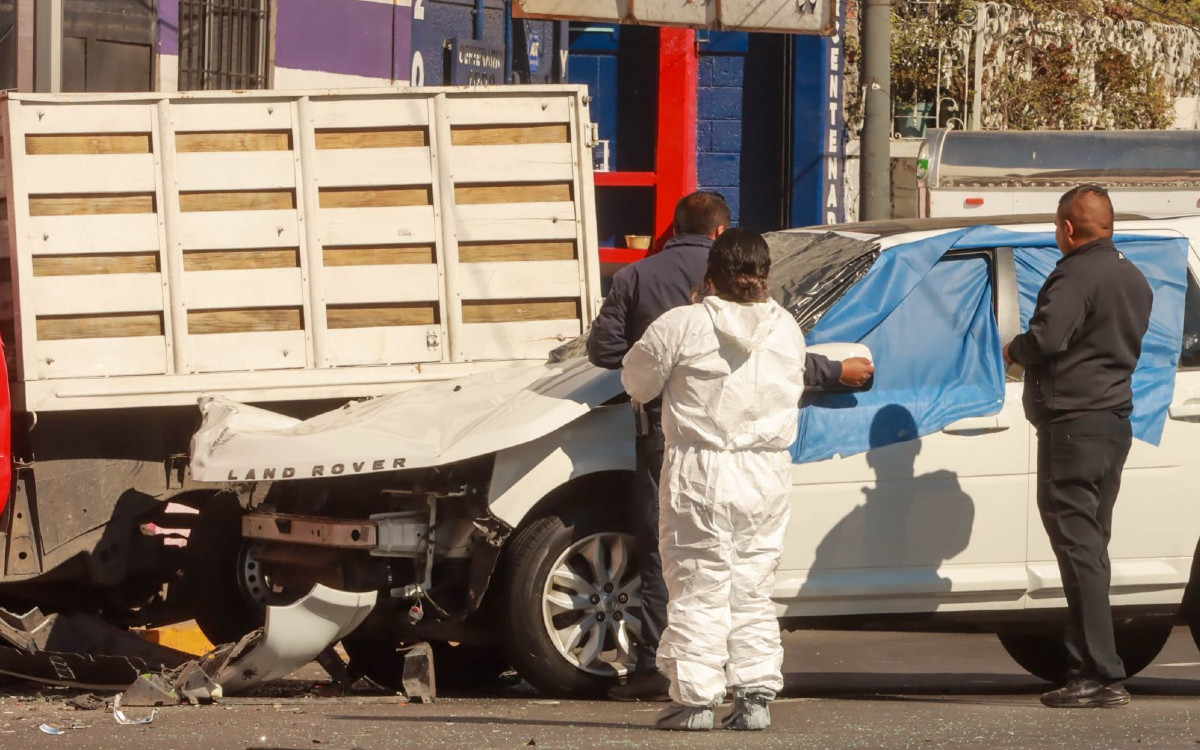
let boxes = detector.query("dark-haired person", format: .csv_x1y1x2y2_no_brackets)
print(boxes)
621,228,804,731
587,192,874,702
1004,185,1153,708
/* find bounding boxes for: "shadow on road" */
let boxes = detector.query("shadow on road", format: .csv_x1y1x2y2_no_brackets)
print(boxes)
328,714,641,730
781,672,1200,700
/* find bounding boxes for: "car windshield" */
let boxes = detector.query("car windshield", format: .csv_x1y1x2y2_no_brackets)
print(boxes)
765,231,880,334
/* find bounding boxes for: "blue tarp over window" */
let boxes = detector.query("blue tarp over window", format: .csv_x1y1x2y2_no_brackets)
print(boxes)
794,226,1188,464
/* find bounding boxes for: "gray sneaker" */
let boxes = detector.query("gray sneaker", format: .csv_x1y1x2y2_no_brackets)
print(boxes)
655,702,717,731
721,687,776,730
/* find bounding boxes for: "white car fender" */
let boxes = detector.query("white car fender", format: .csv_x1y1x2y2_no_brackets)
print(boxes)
488,404,636,528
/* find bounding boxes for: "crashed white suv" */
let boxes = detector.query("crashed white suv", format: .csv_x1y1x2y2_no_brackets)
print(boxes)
188,215,1200,697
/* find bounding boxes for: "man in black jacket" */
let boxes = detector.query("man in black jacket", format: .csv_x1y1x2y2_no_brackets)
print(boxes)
588,191,874,701
1004,185,1153,709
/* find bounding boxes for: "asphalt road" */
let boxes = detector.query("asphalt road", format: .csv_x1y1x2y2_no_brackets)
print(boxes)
9,628,1200,749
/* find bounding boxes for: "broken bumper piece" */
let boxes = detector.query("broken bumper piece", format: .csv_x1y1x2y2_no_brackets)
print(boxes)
209,583,377,695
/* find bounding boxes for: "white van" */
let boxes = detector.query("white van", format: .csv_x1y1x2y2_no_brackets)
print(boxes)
188,214,1200,697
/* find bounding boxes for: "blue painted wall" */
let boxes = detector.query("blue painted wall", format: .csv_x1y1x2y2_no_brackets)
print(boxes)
697,32,789,230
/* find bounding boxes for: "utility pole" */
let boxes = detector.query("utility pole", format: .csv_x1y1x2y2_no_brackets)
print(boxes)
35,0,63,93
859,0,891,221
16,0,35,91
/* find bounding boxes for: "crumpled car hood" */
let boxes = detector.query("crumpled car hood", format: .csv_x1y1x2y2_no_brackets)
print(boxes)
189,358,624,483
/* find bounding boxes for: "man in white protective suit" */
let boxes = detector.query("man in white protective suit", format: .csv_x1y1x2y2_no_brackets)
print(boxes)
620,228,806,731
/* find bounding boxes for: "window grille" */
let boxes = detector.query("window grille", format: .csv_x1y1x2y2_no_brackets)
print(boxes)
179,0,271,90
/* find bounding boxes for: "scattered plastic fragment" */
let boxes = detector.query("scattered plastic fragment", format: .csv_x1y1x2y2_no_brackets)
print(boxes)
38,723,64,735
112,694,156,725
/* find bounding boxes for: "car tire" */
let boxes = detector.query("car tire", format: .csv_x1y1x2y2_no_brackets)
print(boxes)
499,498,642,698
181,492,263,646
998,624,1172,683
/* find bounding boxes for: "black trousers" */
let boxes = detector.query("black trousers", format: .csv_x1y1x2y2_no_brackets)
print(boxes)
1036,410,1133,683
633,421,668,673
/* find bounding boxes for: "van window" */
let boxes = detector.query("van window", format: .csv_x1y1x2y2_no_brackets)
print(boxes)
1181,271,1200,369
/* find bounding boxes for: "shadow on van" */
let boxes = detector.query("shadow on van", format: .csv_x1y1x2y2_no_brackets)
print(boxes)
800,404,976,595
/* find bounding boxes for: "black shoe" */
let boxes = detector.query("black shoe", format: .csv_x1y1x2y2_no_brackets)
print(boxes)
1040,678,1130,708
608,670,671,702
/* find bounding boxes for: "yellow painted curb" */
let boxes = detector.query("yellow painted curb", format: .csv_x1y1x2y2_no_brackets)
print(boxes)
139,624,216,656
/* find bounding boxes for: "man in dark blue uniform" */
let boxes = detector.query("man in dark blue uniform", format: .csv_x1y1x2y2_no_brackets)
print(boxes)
588,191,875,701
1005,185,1153,709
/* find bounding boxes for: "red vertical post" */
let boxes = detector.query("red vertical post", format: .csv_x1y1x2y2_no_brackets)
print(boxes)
653,27,699,250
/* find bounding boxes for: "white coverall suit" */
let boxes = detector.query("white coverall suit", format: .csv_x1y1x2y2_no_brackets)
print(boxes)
621,296,806,707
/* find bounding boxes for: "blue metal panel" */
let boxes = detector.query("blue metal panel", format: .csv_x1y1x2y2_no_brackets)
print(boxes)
790,35,829,227
420,0,560,86
790,2,846,227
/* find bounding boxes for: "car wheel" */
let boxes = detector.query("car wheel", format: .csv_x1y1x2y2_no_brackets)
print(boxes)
998,624,1172,683
500,506,643,698
183,494,302,646
182,492,263,645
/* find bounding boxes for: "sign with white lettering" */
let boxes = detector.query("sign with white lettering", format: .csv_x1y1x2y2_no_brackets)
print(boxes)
447,39,505,86
514,0,837,36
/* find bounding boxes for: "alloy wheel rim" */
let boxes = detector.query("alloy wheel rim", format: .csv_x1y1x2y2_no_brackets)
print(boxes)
541,531,643,676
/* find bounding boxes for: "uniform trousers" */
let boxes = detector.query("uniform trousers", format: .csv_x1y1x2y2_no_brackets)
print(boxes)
1036,410,1132,683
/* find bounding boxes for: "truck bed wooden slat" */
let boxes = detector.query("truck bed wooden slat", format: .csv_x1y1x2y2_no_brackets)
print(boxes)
33,336,168,378
33,252,160,276
33,273,164,315
449,124,570,146
458,241,574,262
307,97,431,129
187,307,302,334
455,202,578,242
183,248,299,271
328,326,441,366
171,101,295,132
179,210,301,250
29,193,155,216
175,151,297,191
25,154,157,194
461,298,580,324
20,103,153,134
314,148,433,188
189,330,308,372
25,133,151,155
315,128,428,150
175,131,292,153
324,264,440,304
323,245,435,266
327,302,438,329
27,214,161,254
36,311,163,340
451,143,574,183
183,268,305,310
445,98,571,127
455,183,572,205
459,320,581,361
318,186,432,209
458,260,583,300
320,206,437,246
179,190,296,213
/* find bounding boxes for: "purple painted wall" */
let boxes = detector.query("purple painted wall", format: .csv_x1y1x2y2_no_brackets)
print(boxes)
275,0,400,79
158,0,179,55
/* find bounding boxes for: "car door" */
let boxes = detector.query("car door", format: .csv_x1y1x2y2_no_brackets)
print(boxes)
1025,242,1200,612
775,248,1032,618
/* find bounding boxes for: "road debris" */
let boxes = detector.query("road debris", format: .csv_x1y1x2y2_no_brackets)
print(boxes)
65,693,107,711
38,722,64,735
112,695,156,726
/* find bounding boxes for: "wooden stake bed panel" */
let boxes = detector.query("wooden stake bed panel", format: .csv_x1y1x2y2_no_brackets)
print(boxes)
0,87,600,410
